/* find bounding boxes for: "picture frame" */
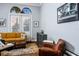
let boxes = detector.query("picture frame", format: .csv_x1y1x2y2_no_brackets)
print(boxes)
33,21,39,28
57,3,78,24
0,18,6,27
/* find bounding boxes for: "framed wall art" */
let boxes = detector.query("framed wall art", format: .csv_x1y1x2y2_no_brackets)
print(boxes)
33,21,39,28
0,18,6,27
57,3,79,24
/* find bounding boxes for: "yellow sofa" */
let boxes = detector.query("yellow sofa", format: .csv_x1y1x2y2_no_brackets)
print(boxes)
0,32,27,44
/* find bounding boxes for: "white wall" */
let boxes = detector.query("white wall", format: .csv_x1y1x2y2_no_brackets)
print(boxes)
41,3,79,54
0,3,41,38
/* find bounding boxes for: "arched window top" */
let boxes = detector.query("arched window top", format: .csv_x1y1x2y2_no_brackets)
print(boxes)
10,6,21,13
21,7,32,14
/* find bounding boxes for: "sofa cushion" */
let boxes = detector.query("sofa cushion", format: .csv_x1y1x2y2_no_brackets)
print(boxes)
0,33,7,38
43,42,55,49
15,33,21,38
4,38,26,45
6,33,16,38
4,38,25,41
